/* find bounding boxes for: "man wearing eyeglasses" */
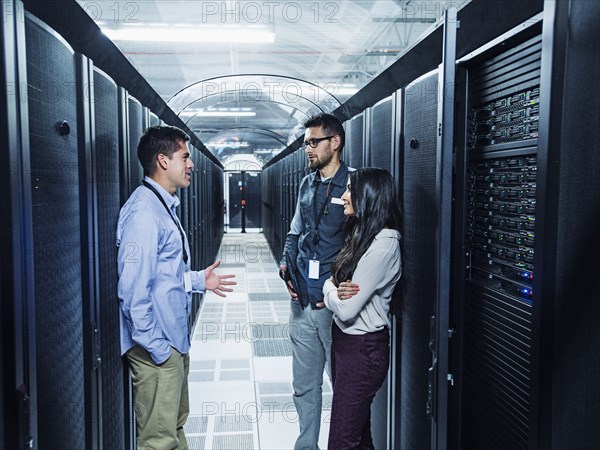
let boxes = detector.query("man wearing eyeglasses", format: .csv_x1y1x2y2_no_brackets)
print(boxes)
280,113,351,449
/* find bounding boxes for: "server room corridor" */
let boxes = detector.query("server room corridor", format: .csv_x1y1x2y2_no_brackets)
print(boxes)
184,233,331,449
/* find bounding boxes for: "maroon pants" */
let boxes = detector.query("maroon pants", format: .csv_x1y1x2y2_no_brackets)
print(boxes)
328,322,390,450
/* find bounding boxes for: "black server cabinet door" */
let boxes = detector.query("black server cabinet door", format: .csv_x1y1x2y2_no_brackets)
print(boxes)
244,172,261,229
93,67,125,450
25,15,85,449
539,0,600,447
400,70,439,450
349,114,364,168
228,173,243,229
367,94,395,450
369,97,394,170
457,32,542,450
127,97,143,196
127,96,144,195
227,171,261,230
149,112,159,127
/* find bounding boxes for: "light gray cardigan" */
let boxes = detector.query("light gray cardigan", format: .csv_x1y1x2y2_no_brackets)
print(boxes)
323,229,402,335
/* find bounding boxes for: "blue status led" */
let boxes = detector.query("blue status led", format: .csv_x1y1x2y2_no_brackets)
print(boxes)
519,287,533,297
519,271,533,280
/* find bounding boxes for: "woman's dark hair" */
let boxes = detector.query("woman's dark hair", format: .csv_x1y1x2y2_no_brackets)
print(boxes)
137,125,190,176
332,167,401,285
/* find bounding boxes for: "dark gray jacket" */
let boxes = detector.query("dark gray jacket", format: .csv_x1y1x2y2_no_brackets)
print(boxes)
282,161,351,307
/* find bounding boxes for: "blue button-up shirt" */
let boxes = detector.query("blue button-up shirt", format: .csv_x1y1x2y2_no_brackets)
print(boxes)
117,176,205,364
282,162,351,306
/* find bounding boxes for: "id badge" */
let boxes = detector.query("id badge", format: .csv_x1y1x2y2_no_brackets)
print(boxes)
309,260,320,279
184,271,192,292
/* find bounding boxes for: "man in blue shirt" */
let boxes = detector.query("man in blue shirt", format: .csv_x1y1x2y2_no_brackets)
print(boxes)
117,125,235,450
280,113,351,449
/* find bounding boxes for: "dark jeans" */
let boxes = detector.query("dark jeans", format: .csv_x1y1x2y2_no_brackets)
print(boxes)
328,322,390,450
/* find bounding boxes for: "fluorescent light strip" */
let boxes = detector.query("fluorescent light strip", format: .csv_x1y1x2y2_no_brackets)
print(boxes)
102,27,274,43
334,87,359,95
180,111,257,117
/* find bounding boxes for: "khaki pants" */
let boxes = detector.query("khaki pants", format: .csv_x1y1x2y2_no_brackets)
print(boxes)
126,345,190,450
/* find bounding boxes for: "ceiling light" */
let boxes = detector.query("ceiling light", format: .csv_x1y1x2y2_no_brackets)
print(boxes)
334,87,359,96
180,110,257,117
102,26,275,43
207,141,250,148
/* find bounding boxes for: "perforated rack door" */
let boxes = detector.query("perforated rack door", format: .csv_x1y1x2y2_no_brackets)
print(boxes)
93,66,126,450
25,13,85,449
459,33,542,450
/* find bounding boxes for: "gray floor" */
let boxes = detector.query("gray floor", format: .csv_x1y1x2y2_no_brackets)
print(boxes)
185,233,331,449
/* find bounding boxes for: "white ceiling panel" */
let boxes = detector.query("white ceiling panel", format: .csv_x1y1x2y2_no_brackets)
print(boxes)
77,0,469,163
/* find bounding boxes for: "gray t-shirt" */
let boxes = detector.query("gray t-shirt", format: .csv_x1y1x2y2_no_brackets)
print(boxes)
323,228,401,334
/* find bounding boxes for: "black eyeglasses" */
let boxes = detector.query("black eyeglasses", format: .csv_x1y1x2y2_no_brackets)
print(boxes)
302,135,335,149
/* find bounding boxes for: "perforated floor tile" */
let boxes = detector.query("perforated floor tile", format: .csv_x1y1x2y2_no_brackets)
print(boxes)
185,416,209,434
186,233,329,449
253,339,293,357
186,435,206,450
212,434,254,449
249,293,288,302
213,415,254,433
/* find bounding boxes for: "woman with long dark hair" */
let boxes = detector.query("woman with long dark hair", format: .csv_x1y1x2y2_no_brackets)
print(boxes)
323,167,402,450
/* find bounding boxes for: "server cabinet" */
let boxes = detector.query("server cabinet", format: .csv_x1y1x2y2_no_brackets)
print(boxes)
25,12,86,449
149,111,159,127
400,69,440,450
127,96,144,196
348,113,365,168
1,2,36,448
389,87,404,449
451,19,543,450
91,66,126,450
366,93,396,449
536,0,600,447
76,53,102,450
368,96,395,171
180,180,190,262
245,172,262,229
194,149,201,267
228,172,244,229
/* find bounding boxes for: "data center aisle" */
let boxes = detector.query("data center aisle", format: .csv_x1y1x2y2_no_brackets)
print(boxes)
184,233,331,450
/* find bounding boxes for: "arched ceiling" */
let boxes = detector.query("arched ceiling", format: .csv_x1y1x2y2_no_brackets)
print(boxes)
77,0,470,165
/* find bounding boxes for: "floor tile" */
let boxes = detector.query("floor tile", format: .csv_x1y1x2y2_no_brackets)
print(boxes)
185,233,330,449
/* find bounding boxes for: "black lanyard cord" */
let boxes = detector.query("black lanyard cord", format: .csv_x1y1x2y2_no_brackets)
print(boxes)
312,180,334,246
142,180,189,265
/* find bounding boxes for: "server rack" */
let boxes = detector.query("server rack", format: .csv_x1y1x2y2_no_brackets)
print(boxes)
363,93,397,449
24,12,87,449
451,17,544,450
347,112,366,169
389,87,404,449
127,96,144,196
368,95,395,171
3,3,226,448
91,65,126,450
149,111,159,127
1,3,37,448
401,69,440,450
536,1,600,447
76,53,102,450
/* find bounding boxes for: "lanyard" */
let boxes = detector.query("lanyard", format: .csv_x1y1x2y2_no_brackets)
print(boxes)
142,180,188,265
312,180,334,246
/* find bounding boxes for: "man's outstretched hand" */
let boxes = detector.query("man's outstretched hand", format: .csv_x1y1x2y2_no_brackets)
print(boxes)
205,260,236,297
